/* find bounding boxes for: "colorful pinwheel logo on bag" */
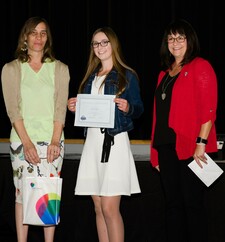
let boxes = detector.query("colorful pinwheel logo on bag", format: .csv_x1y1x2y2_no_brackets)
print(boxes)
35,193,61,224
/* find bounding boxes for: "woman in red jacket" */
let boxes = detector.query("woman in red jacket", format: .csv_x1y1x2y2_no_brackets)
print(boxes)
150,19,218,242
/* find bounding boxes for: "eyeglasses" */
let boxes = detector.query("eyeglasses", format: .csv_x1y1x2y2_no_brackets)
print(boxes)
91,40,110,48
167,36,186,43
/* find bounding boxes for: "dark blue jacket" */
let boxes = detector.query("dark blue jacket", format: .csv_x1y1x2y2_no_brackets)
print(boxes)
82,68,144,136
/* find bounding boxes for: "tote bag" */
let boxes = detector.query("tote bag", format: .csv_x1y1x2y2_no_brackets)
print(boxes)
22,176,63,226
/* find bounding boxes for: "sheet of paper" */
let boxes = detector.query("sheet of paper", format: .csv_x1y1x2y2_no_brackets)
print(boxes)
74,94,116,128
188,153,224,187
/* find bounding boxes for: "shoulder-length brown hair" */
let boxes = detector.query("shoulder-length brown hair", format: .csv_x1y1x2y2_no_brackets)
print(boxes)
15,16,55,63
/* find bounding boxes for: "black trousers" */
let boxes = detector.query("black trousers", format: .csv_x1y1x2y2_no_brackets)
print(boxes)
157,144,208,242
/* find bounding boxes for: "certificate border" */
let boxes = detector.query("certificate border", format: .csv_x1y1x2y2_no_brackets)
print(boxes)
74,94,116,128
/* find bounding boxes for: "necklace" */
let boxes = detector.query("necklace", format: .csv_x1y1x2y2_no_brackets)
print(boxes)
161,73,177,100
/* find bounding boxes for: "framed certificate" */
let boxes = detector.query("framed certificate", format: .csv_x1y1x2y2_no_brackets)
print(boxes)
74,94,116,128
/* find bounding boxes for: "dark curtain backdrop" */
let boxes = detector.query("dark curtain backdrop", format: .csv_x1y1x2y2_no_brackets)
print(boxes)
0,0,224,140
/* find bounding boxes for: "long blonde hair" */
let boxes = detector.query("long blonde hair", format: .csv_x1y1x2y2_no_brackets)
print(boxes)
78,27,138,97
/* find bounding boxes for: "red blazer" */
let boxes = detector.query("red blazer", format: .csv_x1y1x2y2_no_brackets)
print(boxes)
150,57,218,167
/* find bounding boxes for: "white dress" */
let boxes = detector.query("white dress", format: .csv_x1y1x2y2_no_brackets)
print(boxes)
75,76,141,196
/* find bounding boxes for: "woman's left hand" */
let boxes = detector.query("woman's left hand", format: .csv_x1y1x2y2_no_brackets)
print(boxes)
47,142,61,163
193,144,207,168
114,97,129,113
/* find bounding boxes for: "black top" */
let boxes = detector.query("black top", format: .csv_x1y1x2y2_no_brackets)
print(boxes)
153,72,179,147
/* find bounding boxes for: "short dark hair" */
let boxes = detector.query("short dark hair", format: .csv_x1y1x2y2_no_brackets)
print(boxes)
160,19,200,70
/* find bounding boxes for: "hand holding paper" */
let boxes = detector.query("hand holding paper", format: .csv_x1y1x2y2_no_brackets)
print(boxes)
188,153,224,187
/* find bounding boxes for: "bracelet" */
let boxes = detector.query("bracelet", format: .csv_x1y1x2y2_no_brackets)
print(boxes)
196,137,208,145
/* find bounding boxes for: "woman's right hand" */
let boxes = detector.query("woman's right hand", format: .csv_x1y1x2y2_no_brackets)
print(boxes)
24,142,40,164
67,97,77,112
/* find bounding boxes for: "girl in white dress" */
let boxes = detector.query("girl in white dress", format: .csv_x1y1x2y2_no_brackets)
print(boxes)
68,27,144,242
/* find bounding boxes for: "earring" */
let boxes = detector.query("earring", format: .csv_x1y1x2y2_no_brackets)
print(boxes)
21,41,27,51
